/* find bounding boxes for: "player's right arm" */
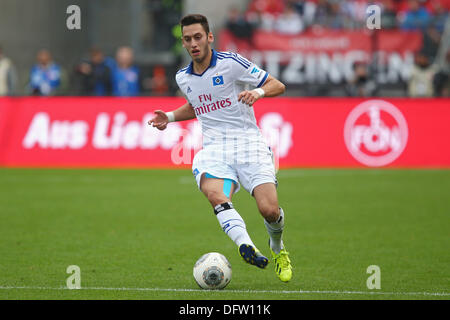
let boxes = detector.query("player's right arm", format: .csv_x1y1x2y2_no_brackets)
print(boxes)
148,101,196,131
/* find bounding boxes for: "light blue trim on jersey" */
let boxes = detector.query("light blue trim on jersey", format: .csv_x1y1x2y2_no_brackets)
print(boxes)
204,173,235,198
204,173,216,179
185,49,218,77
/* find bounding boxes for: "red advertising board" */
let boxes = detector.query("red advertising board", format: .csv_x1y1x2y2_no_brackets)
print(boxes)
219,29,422,54
0,97,449,168
218,30,423,85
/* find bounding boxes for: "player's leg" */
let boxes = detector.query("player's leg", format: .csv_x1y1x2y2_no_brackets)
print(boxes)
252,183,283,252
200,174,253,247
236,147,284,253
199,174,236,207
200,174,268,269
253,182,292,281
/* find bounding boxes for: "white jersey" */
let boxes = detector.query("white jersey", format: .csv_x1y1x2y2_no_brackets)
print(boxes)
175,49,269,149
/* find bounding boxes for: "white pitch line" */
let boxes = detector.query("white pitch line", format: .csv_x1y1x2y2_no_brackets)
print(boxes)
0,286,448,297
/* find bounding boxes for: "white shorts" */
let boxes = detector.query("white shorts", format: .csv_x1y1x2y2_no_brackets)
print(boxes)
192,143,277,196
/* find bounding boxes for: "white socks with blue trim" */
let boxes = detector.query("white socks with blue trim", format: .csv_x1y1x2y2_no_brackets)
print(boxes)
214,202,255,248
213,202,285,253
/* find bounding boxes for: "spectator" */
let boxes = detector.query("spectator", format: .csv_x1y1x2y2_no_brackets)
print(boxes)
340,0,369,29
413,1,448,61
247,0,284,16
345,61,378,97
433,50,450,97
111,46,141,97
294,0,318,27
400,0,431,31
313,0,332,27
274,3,305,34
408,51,438,97
313,0,345,29
380,0,399,29
429,0,448,33
148,65,169,96
75,47,112,96
327,0,346,29
246,0,285,31
421,24,443,61
226,7,255,41
0,46,17,96
29,49,62,96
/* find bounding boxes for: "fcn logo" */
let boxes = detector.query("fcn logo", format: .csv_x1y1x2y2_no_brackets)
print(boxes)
344,100,408,167
366,5,381,30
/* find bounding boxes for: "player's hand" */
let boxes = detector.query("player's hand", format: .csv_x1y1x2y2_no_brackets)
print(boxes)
148,110,169,130
238,90,262,106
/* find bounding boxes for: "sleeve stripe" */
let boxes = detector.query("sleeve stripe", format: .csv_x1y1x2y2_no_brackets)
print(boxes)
176,67,188,74
217,56,250,69
217,52,251,68
257,72,269,88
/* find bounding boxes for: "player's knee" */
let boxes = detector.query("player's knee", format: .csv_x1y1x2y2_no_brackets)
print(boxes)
259,204,280,223
205,190,229,207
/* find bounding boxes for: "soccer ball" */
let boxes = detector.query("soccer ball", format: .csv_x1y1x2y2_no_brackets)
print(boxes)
193,252,232,290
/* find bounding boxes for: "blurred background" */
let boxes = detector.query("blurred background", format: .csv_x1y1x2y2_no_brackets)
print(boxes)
0,0,449,98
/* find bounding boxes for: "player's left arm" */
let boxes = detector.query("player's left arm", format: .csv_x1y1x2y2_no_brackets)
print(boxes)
237,74,285,106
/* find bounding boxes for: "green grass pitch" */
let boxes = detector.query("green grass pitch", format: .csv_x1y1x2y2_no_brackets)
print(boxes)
0,168,449,300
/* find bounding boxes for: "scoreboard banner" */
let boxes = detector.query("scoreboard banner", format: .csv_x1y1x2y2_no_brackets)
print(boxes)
0,97,449,168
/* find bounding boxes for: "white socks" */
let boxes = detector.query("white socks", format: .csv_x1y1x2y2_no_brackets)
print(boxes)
214,202,255,248
264,207,285,254
214,202,285,254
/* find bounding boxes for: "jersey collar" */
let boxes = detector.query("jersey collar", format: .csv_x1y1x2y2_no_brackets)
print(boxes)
186,49,217,76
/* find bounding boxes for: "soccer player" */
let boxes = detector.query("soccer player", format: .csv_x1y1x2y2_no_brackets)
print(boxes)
148,14,292,282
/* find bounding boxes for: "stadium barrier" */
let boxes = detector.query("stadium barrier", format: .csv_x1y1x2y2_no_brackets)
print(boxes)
0,97,449,168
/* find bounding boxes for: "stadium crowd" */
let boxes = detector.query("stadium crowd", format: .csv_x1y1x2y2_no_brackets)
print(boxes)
0,45,170,98
227,0,449,34
0,0,448,97
225,0,449,97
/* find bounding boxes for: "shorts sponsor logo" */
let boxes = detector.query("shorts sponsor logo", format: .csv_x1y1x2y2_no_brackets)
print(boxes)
344,100,408,167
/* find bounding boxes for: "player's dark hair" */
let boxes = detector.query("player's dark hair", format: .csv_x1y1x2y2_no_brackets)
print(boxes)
180,14,210,35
